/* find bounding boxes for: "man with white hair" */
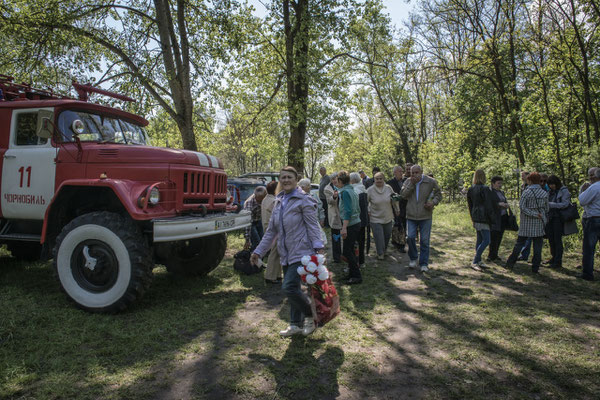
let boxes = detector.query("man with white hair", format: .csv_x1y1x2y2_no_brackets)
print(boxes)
401,165,442,272
299,178,325,225
576,167,599,269
578,167,600,281
244,186,267,251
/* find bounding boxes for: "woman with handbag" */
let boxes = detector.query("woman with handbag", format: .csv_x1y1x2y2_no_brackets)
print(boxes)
505,172,549,274
546,175,578,268
487,176,510,262
250,166,325,337
467,170,496,271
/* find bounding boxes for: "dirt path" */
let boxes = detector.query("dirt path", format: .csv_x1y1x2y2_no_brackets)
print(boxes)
150,243,446,400
145,227,600,400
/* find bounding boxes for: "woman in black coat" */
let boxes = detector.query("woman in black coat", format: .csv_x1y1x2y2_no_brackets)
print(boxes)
467,170,496,271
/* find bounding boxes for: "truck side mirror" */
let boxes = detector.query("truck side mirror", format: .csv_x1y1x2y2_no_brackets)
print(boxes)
36,110,54,139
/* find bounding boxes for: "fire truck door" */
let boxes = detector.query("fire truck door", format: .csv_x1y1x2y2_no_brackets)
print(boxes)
1,108,56,220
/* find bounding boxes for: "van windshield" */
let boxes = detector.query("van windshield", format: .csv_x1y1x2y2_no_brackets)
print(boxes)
58,110,148,145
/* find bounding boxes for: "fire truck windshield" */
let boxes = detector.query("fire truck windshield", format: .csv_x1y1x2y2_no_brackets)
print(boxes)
57,110,148,145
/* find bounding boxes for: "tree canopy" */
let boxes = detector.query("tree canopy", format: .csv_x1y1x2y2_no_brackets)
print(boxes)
2,0,600,188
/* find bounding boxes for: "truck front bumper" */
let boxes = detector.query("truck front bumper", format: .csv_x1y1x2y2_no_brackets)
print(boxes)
152,211,251,242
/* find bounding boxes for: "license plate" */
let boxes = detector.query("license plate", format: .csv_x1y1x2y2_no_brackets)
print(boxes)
215,218,235,230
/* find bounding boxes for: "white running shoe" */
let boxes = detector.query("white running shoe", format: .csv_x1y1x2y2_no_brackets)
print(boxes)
409,260,417,269
279,325,303,337
420,265,429,272
470,263,482,272
302,318,316,336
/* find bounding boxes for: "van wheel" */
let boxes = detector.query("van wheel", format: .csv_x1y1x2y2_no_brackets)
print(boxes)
53,212,153,313
7,242,42,261
165,234,227,276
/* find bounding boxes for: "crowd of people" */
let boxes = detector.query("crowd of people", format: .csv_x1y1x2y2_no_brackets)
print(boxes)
244,164,443,336
466,168,600,282
242,164,599,337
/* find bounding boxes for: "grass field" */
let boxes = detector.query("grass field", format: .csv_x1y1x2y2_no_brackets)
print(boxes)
1,203,599,399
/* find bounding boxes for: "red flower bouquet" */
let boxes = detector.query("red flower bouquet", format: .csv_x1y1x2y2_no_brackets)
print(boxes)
298,255,340,327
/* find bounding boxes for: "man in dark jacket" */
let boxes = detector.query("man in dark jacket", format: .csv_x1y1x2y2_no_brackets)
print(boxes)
467,170,496,271
487,176,510,262
364,166,380,189
387,165,407,252
318,166,330,228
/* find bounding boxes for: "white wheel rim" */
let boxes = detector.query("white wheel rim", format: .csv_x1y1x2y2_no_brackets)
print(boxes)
56,224,132,309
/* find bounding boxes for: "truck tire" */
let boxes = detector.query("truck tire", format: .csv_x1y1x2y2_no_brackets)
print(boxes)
7,242,42,261
53,212,153,313
165,234,227,276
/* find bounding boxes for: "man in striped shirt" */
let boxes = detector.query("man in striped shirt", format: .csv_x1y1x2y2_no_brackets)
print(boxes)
244,186,267,251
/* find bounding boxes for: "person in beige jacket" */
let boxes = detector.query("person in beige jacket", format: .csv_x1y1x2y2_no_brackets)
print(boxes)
324,173,342,263
261,181,282,283
367,172,398,260
400,165,442,272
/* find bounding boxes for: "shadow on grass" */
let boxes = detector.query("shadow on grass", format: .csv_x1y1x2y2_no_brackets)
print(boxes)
3,217,600,399
249,338,344,400
0,249,273,399
325,215,600,398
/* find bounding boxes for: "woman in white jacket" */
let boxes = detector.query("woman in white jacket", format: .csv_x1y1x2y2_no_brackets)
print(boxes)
367,172,398,260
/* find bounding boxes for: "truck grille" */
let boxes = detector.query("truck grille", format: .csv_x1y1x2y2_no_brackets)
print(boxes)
183,171,210,194
176,168,227,212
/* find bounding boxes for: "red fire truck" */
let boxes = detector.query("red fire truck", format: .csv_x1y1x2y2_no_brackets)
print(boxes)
0,76,251,312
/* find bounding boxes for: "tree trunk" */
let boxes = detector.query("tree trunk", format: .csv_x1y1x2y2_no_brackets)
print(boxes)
491,48,525,165
284,0,310,173
154,0,197,151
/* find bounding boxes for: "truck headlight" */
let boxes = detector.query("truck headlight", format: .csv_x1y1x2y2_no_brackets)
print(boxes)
148,187,160,205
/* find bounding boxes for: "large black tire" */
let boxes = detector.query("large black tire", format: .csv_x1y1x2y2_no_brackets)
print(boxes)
165,234,227,276
7,242,42,261
53,212,153,313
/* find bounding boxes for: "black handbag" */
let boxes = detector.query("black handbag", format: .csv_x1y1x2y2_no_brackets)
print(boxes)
233,250,260,275
506,208,519,231
559,203,580,222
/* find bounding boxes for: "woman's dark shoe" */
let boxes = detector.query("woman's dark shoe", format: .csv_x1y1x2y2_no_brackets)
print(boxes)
346,278,362,285
265,279,280,284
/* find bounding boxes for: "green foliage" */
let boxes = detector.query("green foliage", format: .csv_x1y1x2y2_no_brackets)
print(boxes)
2,0,600,186
419,127,473,197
